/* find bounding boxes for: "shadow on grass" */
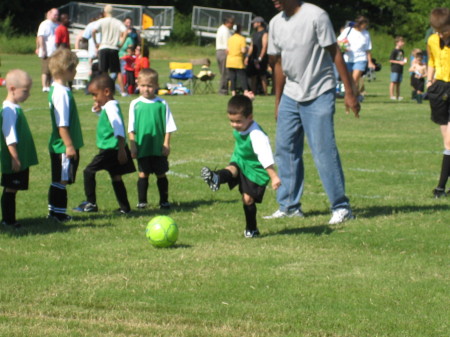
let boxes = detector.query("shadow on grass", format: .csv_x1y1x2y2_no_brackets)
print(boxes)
264,224,335,237
356,204,450,218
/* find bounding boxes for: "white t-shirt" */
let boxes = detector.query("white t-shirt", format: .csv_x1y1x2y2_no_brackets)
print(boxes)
96,17,126,50
37,19,59,57
103,100,125,138
242,121,274,169
216,24,232,50
268,3,336,102
82,20,101,59
128,96,177,134
338,27,372,63
50,82,71,127
2,101,19,145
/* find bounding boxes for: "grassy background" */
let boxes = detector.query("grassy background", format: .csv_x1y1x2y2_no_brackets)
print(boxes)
0,49,448,337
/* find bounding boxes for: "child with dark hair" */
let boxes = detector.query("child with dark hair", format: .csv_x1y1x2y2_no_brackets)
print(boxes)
74,73,135,213
201,94,280,238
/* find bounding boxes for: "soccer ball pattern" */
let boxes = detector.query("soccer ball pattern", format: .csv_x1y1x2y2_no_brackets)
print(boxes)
145,216,179,248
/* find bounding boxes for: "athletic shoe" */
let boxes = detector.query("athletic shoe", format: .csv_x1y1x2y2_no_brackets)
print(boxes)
390,96,397,100
201,167,220,191
328,208,354,225
397,96,404,101
73,201,98,212
1,221,21,229
262,209,304,219
47,212,72,223
433,188,447,199
118,208,131,215
136,202,148,209
244,229,260,238
160,202,171,210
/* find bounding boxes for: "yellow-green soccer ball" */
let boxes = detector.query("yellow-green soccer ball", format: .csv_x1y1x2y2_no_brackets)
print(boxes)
145,216,179,248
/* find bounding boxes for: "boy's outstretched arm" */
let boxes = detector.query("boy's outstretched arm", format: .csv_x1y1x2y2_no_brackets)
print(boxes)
265,165,281,190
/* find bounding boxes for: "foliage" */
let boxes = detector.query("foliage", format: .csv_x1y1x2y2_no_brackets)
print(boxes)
168,11,197,45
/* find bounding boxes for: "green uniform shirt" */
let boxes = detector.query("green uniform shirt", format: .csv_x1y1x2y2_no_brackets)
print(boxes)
48,84,84,153
0,103,38,173
96,100,126,150
230,123,270,186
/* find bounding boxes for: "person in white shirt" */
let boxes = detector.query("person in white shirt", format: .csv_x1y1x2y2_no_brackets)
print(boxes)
216,16,234,95
36,8,59,92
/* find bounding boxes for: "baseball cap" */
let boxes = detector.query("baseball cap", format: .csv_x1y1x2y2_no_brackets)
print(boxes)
251,16,265,24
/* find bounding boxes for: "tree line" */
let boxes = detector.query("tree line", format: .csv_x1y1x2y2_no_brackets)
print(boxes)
1,0,450,41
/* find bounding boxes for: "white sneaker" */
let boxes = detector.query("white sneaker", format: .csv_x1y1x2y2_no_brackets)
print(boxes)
397,96,404,101
263,209,304,219
328,208,354,225
42,87,50,92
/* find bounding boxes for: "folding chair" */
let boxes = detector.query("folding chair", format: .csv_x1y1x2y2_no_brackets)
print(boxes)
193,65,215,94
72,49,90,90
169,62,194,94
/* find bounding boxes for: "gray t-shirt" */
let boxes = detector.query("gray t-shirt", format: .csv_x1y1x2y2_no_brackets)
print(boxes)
268,3,336,102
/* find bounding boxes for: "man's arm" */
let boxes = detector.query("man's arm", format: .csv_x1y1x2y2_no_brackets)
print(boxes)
326,43,360,117
269,54,285,120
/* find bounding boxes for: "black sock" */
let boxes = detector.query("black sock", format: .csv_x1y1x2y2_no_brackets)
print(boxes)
157,177,169,204
437,154,450,189
112,180,130,212
84,168,97,204
137,177,149,204
48,183,67,214
217,169,233,184
1,190,16,224
243,203,257,231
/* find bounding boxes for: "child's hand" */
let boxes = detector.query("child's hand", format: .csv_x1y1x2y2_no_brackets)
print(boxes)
271,176,281,190
65,145,77,159
118,148,127,165
11,158,21,173
162,145,170,157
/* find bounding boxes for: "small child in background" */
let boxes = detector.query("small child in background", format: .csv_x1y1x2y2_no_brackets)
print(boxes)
134,44,150,81
389,36,406,101
121,46,136,95
0,69,38,229
201,95,281,238
74,74,135,214
47,48,84,223
409,50,427,103
128,68,177,210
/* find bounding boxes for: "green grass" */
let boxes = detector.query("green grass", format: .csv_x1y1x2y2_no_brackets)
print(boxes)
0,51,448,337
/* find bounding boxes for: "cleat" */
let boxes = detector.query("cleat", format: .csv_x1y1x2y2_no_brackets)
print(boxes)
159,202,171,210
433,188,446,199
201,167,220,191
244,229,260,238
47,212,72,223
73,201,98,212
136,202,148,209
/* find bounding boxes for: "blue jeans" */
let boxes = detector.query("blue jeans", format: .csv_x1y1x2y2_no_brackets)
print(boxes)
275,91,350,212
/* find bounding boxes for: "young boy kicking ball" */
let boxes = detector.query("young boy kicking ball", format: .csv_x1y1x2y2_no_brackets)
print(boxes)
201,95,280,238
0,69,38,228
74,74,135,213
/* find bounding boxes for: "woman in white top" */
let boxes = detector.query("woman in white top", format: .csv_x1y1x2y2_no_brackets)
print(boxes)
338,16,376,99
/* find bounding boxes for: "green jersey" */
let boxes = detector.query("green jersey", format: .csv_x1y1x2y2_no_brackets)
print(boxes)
0,101,38,173
48,83,84,153
97,100,126,150
230,121,272,186
128,96,176,158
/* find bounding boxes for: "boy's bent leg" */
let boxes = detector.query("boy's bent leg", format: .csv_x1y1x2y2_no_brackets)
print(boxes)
300,89,350,211
274,94,304,213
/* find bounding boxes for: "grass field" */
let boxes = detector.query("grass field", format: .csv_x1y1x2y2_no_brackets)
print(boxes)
0,50,448,337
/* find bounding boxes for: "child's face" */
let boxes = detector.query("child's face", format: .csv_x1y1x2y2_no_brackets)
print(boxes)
138,78,157,99
397,40,405,48
228,112,253,132
127,48,133,56
11,82,32,103
135,46,141,56
89,84,112,107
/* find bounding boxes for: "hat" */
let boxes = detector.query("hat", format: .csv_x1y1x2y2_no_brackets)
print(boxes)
251,16,265,24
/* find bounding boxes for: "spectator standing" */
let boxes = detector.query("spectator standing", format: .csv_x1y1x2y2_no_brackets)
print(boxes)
265,0,360,224
246,17,269,95
36,8,59,92
389,36,406,101
216,16,234,95
124,17,140,47
92,5,127,82
55,13,71,49
226,24,251,97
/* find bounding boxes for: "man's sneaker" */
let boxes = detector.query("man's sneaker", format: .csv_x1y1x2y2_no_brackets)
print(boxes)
433,188,447,199
328,208,354,225
1,221,21,229
160,202,171,210
263,209,304,219
73,201,98,212
244,229,260,238
136,202,148,209
201,167,220,191
47,212,72,223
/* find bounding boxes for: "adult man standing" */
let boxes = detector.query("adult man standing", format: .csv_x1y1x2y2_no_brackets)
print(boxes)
265,0,360,224
216,16,234,95
245,16,269,95
36,8,59,92
92,5,127,82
